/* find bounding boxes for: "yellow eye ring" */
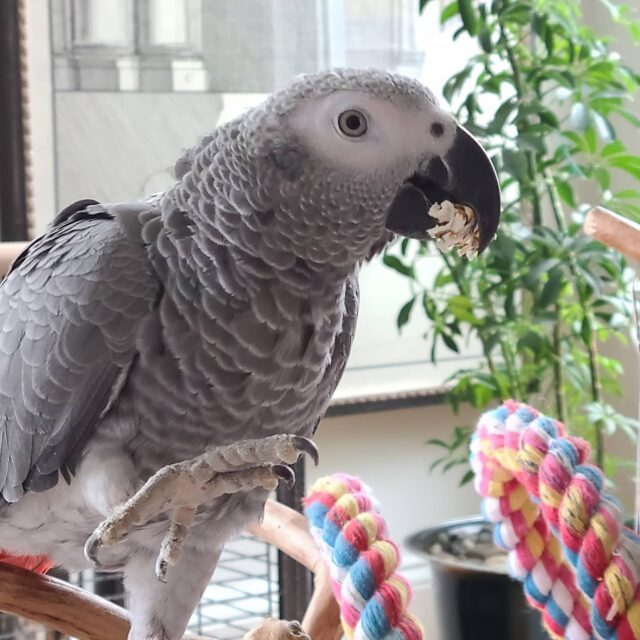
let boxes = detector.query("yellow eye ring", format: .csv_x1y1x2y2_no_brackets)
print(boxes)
337,110,368,137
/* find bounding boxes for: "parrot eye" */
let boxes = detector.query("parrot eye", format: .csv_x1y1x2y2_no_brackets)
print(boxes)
337,110,368,138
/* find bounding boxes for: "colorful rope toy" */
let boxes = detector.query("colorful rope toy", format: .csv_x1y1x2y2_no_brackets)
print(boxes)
304,473,424,640
471,400,640,640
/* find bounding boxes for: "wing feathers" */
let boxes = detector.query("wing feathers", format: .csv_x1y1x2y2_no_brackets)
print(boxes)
0,203,160,502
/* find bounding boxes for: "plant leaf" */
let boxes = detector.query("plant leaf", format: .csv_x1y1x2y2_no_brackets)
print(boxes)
457,0,479,35
383,254,415,279
397,297,416,329
538,268,564,309
459,469,475,486
442,332,459,353
570,103,591,131
502,149,528,181
528,258,562,281
479,28,492,53
440,1,460,24
555,179,576,206
601,140,625,158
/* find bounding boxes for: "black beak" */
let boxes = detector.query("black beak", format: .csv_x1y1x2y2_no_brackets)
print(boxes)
385,125,501,253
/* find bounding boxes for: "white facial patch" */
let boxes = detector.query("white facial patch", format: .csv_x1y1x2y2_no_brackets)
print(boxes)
287,90,457,177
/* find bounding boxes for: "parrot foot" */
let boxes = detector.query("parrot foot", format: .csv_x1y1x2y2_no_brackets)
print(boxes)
84,434,319,581
244,618,310,640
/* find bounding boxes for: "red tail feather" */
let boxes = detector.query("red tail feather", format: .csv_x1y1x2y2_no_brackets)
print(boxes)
0,550,53,574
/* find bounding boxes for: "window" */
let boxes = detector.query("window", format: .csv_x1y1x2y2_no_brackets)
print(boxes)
72,0,130,45
148,0,188,45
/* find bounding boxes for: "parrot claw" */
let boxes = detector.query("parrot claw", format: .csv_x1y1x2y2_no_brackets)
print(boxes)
287,621,311,640
84,534,102,567
272,464,295,486
244,619,311,640
291,436,319,466
83,433,318,580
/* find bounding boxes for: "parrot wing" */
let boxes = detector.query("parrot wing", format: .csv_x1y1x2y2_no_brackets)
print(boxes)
312,274,360,435
0,201,160,504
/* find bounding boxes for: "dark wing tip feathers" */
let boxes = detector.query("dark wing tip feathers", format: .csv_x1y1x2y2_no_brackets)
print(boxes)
5,199,107,280
52,199,102,227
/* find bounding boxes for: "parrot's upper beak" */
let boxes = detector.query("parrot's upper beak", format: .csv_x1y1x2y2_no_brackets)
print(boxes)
385,125,501,254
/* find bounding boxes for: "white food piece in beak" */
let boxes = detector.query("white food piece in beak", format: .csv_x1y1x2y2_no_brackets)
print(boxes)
427,201,480,259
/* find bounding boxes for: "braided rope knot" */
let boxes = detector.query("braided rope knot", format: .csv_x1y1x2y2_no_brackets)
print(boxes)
304,473,423,640
471,401,640,640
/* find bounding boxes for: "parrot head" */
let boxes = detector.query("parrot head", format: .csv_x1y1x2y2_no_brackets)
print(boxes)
186,68,501,270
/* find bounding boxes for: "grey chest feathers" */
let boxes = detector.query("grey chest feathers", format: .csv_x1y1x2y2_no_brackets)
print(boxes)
117,222,359,465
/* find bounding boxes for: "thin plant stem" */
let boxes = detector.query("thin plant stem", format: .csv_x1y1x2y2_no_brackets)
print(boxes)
545,174,605,465
498,23,542,226
588,329,605,470
552,312,567,424
501,337,525,400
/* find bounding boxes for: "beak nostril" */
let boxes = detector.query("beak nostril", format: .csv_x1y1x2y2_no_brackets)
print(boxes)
431,122,445,137
426,157,449,187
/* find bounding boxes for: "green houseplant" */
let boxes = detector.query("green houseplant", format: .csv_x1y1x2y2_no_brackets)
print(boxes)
386,0,640,479
396,1,640,638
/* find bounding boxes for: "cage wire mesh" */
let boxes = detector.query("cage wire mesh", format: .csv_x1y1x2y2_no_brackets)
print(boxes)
0,534,279,640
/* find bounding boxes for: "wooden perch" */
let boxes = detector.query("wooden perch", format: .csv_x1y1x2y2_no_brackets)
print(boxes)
249,501,342,640
0,563,133,640
583,207,640,263
0,499,341,640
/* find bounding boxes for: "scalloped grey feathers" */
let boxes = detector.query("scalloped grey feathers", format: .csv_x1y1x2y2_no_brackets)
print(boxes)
0,205,160,503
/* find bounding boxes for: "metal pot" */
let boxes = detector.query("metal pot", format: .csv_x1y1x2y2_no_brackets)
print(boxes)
406,517,547,640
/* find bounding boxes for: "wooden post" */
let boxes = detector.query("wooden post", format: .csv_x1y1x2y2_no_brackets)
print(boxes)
276,458,313,624
583,207,640,262
249,501,342,640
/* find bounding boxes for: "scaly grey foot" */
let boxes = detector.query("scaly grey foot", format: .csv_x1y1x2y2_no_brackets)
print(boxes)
84,434,318,581
244,619,311,640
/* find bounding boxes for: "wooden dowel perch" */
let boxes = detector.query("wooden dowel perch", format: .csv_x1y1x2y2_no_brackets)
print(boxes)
0,563,133,640
249,501,342,640
0,500,341,640
583,206,640,263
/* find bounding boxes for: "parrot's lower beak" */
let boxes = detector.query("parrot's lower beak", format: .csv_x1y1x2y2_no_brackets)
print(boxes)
385,125,501,254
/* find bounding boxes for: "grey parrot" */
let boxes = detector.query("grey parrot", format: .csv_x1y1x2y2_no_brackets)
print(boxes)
0,69,500,640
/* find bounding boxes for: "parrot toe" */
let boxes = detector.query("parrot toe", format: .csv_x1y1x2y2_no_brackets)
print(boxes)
83,533,102,567
83,433,318,579
244,619,310,640
291,436,319,466
200,433,319,469
286,620,310,640
272,464,296,487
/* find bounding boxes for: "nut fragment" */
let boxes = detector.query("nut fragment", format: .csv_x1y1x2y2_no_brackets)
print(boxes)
427,201,480,259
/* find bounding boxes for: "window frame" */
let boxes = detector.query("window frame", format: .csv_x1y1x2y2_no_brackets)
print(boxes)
0,0,30,241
